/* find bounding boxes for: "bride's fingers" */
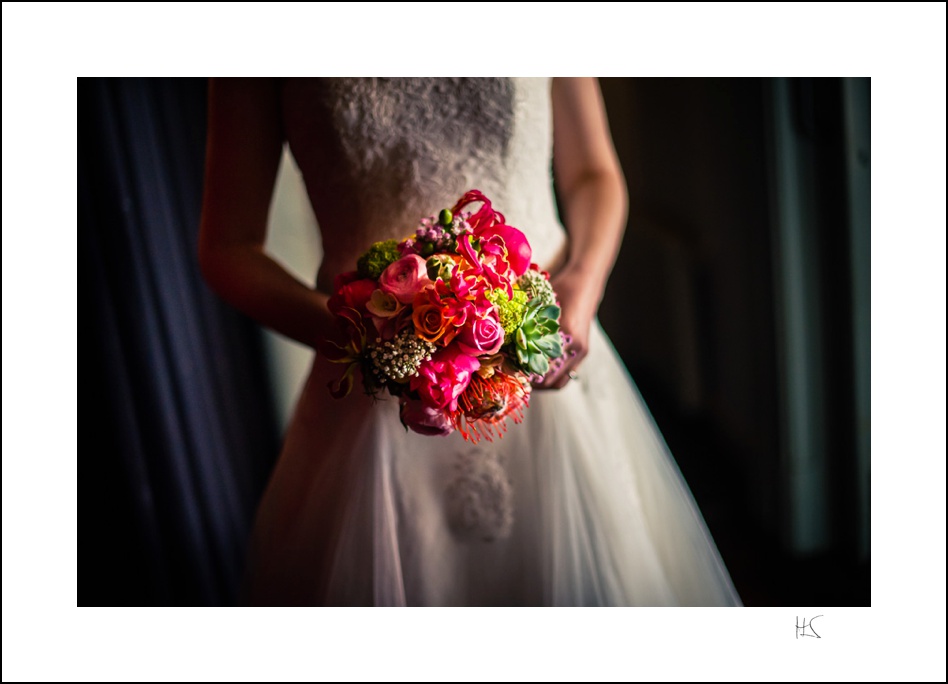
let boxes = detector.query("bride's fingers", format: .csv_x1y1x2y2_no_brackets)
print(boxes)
535,348,586,390
552,366,579,390
536,362,578,390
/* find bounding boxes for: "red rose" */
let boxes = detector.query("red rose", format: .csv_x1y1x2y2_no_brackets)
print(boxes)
328,272,376,316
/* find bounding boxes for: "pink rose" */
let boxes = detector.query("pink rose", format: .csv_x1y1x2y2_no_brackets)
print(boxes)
379,254,430,304
410,345,480,412
399,398,454,437
456,312,504,357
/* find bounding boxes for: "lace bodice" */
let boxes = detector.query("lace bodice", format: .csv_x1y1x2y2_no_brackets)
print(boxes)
279,77,567,292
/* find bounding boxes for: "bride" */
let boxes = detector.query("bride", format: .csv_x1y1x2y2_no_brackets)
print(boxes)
198,77,741,606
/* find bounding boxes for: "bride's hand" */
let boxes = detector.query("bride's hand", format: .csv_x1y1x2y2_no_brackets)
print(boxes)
533,264,601,390
531,78,628,390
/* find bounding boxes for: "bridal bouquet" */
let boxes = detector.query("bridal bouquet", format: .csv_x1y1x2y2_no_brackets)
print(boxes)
322,190,568,442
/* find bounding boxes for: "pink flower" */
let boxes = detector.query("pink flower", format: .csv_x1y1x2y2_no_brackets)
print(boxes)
410,345,481,412
456,312,504,356
379,254,430,304
399,398,454,437
456,234,513,296
479,223,531,276
451,190,532,277
438,296,476,346
449,261,480,299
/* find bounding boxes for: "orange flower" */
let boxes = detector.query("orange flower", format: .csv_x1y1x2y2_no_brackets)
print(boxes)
412,292,450,344
454,370,531,442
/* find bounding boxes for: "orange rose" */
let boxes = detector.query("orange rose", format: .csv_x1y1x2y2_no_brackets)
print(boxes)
413,300,449,344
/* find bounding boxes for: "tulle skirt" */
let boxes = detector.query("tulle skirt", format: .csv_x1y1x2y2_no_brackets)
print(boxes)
241,321,742,606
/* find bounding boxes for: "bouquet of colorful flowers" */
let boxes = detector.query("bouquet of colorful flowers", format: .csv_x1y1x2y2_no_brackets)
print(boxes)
322,190,568,442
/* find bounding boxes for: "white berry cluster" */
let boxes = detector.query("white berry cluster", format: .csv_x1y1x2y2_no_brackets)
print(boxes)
368,328,436,384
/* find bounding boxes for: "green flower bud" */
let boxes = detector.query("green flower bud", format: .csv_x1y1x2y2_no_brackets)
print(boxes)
439,208,453,227
426,255,454,281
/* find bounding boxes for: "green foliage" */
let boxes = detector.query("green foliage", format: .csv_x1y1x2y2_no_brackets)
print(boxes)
357,239,401,280
487,288,529,343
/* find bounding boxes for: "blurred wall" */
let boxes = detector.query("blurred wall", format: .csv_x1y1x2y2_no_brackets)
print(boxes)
263,148,321,430
599,77,780,523
598,77,869,570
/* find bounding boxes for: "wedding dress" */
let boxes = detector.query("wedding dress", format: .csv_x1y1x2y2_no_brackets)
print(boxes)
242,77,742,606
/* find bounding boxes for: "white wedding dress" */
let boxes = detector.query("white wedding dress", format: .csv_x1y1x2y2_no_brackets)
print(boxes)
242,77,742,606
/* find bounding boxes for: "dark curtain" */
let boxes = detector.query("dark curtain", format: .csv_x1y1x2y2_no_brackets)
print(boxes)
81,78,279,606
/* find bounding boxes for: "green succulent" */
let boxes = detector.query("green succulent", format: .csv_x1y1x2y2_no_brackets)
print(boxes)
357,239,401,280
514,298,562,376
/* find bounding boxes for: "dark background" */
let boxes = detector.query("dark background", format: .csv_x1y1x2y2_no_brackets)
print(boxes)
82,77,870,607
598,78,870,607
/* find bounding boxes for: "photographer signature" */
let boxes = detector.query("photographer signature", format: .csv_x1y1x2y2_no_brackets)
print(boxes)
796,615,823,639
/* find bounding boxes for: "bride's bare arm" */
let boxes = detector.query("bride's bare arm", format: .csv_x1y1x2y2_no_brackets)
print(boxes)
538,77,629,389
198,78,333,350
